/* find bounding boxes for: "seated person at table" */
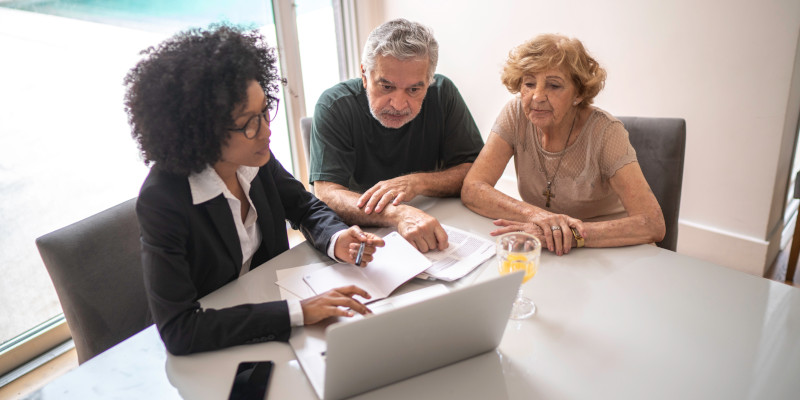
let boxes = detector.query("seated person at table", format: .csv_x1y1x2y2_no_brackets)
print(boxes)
461,34,665,256
310,18,484,253
124,24,384,355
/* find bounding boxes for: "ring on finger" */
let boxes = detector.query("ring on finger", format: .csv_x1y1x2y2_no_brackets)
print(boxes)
551,225,561,231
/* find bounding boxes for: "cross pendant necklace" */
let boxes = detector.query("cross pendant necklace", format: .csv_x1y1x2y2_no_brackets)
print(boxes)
535,111,578,208
543,181,555,207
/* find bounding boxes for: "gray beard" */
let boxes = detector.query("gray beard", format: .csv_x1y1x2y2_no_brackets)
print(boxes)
366,91,414,129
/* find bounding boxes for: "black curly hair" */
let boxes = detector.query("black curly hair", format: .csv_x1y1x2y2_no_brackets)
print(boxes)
124,23,281,176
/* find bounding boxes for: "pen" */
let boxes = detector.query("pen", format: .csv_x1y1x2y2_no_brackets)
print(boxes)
355,242,366,266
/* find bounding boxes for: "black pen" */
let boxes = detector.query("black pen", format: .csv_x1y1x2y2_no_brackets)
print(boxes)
355,242,366,266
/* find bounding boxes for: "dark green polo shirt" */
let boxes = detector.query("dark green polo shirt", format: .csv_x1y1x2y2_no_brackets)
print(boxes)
309,74,484,192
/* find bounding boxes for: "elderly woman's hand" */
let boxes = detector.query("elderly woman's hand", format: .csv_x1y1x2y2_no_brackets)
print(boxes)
491,214,585,256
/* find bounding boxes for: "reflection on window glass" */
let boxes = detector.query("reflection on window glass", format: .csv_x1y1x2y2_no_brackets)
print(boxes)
0,1,295,346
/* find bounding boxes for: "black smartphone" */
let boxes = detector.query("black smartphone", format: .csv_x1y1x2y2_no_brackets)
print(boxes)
228,361,274,400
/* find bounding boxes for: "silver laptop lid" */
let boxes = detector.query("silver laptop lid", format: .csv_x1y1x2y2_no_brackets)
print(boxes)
323,271,523,400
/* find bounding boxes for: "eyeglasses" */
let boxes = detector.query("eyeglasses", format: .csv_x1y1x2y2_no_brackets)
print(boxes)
229,98,280,139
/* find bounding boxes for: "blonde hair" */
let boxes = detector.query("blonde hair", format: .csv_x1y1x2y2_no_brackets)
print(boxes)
501,34,606,107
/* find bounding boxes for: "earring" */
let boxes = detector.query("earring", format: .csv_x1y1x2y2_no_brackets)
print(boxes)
573,100,579,106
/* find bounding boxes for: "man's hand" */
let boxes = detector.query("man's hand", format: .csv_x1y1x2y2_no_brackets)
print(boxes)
357,175,421,214
333,226,385,266
396,207,448,253
300,285,372,325
314,180,447,253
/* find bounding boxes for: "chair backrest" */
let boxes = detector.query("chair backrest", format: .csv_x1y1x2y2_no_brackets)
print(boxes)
617,116,687,252
301,116,314,193
36,197,151,363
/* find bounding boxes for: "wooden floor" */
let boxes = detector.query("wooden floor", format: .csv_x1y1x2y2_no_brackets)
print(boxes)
0,347,78,400
3,236,797,398
765,241,800,288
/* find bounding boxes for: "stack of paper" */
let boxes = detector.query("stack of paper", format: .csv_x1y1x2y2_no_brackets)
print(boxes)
274,225,496,302
303,232,432,302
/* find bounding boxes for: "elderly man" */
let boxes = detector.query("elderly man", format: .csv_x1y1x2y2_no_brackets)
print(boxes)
310,18,484,253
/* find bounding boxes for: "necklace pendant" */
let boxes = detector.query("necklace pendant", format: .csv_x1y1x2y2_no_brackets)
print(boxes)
543,182,554,208
535,114,575,210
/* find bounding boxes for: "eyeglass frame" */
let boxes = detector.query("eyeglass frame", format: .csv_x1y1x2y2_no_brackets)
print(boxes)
228,97,280,139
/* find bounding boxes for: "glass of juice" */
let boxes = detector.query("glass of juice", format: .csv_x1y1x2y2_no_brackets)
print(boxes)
497,232,541,319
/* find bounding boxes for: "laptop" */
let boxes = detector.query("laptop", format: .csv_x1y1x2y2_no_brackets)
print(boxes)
289,271,523,400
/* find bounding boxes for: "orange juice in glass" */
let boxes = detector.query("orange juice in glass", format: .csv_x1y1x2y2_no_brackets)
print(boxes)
497,232,541,319
499,253,538,283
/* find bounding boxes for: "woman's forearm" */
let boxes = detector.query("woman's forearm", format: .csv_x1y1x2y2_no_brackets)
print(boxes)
461,179,541,222
582,210,665,248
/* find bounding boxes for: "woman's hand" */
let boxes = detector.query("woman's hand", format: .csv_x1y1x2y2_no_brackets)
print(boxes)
491,214,585,256
333,225,385,266
300,285,372,324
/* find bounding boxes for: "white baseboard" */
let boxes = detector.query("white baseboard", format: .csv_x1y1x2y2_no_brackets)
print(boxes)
677,220,770,277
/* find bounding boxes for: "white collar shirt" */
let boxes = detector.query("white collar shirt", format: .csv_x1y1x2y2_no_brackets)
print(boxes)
189,165,262,276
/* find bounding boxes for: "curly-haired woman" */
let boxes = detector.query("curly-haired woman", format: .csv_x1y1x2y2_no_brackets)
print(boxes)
462,34,665,256
125,24,383,355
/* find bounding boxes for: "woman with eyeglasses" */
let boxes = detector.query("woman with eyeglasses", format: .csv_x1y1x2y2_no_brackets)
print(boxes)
124,24,384,355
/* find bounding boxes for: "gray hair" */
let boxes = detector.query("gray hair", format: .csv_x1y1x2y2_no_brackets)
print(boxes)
361,19,439,82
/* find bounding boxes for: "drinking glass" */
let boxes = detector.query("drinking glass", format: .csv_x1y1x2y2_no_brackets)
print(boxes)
496,232,541,319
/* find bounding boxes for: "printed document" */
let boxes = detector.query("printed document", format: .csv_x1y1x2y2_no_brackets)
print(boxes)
421,225,496,281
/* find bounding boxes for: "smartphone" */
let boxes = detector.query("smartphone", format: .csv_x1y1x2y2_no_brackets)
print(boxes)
228,361,274,400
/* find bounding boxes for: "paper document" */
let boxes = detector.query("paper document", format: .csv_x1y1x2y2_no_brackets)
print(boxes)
302,232,432,302
275,263,331,300
422,225,496,281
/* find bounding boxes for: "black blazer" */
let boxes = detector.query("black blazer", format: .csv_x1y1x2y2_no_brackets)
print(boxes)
136,155,348,355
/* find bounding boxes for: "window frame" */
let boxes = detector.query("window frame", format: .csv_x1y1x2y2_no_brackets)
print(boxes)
0,316,71,379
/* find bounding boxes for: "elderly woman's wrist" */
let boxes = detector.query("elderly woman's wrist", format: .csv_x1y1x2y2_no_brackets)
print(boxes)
528,208,551,221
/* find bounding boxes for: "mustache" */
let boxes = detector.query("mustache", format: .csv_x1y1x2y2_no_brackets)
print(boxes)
379,109,411,117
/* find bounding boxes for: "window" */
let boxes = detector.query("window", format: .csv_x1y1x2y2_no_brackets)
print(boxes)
296,0,341,118
0,0,341,374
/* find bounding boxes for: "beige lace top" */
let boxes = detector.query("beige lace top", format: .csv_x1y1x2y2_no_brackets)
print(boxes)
492,98,637,222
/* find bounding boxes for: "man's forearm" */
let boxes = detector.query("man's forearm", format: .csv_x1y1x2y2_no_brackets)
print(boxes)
316,182,406,227
316,181,448,252
412,163,472,197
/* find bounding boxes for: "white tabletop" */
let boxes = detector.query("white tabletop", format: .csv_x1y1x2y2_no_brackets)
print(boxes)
32,197,800,399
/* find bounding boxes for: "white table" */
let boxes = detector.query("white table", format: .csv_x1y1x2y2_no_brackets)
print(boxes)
31,198,800,399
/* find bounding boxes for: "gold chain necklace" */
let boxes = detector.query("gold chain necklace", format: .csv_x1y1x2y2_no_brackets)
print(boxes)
534,111,578,208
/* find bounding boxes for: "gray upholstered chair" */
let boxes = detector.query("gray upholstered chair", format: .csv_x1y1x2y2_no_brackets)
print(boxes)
301,116,314,193
36,197,152,363
618,116,687,252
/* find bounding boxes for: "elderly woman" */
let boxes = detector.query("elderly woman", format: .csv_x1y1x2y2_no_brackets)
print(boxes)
462,34,664,256
125,24,383,355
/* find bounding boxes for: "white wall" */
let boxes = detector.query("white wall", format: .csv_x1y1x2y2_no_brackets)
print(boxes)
356,0,800,275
